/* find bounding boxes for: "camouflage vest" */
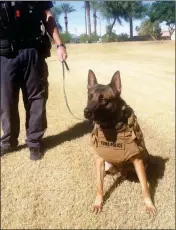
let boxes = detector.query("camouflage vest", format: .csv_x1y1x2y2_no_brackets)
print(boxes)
91,107,149,166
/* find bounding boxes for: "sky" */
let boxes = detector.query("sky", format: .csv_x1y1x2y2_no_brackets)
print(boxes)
55,1,168,36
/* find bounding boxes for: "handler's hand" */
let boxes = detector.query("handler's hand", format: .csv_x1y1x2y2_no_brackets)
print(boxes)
57,46,67,62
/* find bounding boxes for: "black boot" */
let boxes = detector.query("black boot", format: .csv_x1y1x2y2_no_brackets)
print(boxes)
29,147,43,161
0,146,17,156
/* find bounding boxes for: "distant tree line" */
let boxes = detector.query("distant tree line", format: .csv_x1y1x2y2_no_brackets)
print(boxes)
52,1,175,43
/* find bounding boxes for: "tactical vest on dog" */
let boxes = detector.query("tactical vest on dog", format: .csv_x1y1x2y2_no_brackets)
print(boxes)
91,109,149,166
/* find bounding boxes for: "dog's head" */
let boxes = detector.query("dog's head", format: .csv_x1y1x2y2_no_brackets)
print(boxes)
84,70,123,125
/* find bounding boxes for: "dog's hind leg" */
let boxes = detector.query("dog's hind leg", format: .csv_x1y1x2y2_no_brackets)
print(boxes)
93,156,105,214
130,155,157,215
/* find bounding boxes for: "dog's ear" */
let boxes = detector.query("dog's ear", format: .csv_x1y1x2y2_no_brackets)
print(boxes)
88,70,97,89
110,71,121,95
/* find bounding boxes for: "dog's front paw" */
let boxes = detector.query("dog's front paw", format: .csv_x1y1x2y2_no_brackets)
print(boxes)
145,199,157,216
93,195,103,214
145,204,157,216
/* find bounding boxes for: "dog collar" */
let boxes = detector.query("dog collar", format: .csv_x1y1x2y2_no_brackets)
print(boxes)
95,111,124,129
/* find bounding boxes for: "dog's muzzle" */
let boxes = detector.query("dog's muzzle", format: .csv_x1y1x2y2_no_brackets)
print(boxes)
84,108,92,119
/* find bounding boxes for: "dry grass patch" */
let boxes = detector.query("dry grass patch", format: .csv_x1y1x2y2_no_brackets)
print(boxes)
1,41,175,229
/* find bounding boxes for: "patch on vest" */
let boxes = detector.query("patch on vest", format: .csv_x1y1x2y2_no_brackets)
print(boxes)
99,140,125,150
98,130,125,150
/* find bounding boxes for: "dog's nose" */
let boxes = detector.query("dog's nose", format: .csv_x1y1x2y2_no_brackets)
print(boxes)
84,108,91,118
84,108,89,113
84,108,90,114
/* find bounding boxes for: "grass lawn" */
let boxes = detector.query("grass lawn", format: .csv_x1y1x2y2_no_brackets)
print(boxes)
1,41,175,229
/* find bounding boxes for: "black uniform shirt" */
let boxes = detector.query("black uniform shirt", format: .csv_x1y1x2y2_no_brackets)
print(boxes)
0,1,53,39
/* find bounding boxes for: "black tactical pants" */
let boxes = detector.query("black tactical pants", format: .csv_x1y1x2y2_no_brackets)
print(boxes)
0,48,48,149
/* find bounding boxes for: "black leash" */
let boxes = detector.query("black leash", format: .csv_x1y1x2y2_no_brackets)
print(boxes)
62,60,85,121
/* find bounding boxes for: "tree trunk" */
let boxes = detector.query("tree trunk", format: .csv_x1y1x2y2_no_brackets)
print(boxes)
85,1,91,38
64,14,68,33
168,29,171,40
129,16,133,39
110,17,116,35
84,2,87,35
93,8,97,36
150,34,156,40
168,25,175,40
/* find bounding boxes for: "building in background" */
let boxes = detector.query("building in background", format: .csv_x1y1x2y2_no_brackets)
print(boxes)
160,31,171,40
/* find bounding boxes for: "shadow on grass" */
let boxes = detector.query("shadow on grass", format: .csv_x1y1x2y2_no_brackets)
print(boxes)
42,120,92,150
10,122,169,207
103,176,126,205
103,155,169,206
13,120,92,154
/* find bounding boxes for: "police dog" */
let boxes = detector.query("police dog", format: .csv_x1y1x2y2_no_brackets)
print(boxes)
84,70,156,215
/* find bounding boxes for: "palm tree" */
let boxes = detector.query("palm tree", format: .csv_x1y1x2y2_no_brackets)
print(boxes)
99,1,148,38
51,5,63,31
90,1,100,36
99,1,125,35
93,8,97,35
85,1,91,37
122,1,148,39
60,3,76,33
84,2,87,35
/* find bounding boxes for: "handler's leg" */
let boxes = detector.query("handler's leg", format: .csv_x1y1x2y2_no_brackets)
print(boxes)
0,56,20,155
21,48,48,160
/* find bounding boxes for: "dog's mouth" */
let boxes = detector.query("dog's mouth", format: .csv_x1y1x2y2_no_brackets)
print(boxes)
84,107,118,126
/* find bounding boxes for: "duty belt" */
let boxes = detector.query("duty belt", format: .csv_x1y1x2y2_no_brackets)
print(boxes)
0,36,47,57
